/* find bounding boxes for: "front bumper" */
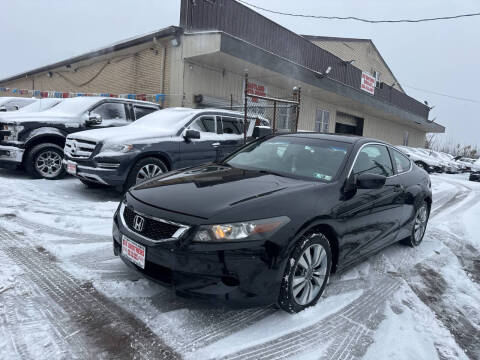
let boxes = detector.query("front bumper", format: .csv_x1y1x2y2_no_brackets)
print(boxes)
63,158,127,186
0,145,24,166
112,200,287,307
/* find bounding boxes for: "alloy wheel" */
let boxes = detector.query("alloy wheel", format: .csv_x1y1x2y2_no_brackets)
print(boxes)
292,243,328,306
414,205,428,244
136,164,164,184
35,150,63,178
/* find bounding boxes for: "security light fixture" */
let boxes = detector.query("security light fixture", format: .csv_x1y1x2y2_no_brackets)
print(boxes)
343,59,355,65
325,66,332,74
47,71,53,78
170,37,180,47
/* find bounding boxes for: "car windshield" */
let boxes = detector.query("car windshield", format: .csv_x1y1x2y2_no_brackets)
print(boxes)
18,99,62,113
131,108,196,129
225,136,351,182
47,97,103,115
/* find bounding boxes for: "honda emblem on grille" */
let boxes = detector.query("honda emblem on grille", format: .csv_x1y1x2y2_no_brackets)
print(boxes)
133,215,145,232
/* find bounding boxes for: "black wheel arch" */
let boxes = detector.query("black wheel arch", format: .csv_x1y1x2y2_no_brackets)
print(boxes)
285,219,340,274
127,151,173,175
24,132,66,160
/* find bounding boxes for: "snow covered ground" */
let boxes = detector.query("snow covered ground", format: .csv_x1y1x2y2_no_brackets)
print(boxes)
0,169,479,359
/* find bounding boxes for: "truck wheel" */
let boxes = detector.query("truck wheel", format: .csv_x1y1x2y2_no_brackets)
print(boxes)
124,157,168,192
25,143,66,180
278,232,332,313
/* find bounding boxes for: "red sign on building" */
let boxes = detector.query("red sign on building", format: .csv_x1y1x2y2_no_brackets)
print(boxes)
247,82,267,102
360,72,376,95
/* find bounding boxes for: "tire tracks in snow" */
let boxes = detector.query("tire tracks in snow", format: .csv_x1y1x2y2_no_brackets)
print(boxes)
220,276,401,360
0,226,179,359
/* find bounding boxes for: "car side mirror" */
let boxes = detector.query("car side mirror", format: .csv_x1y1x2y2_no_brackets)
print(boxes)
356,173,386,189
0,106,6,112
453,155,461,161
86,113,102,126
252,126,273,139
184,129,200,140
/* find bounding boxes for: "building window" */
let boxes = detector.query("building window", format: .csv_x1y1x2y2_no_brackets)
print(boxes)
373,70,381,88
315,109,330,133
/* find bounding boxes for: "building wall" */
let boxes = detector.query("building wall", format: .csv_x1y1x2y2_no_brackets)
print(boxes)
180,59,425,147
309,39,404,93
0,43,170,101
0,35,425,148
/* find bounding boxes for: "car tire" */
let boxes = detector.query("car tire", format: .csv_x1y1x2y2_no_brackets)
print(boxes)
124,157,168,192
25,143,66,180
402,201,429,247
278,232,332,313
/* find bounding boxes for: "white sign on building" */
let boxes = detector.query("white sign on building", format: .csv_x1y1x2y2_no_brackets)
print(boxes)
360,72,376,95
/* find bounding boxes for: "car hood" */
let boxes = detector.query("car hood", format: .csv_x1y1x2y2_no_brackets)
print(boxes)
70,124,177,144
0,111,78,124
129,165,318,219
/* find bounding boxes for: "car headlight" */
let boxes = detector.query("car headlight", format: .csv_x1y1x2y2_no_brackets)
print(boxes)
101,142,133,153
193,216,290,242
2,124,24,141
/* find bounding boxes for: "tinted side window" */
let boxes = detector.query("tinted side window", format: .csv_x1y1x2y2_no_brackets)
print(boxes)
221,117,243,135
190,116,216,133
92,102,127,120
353,144,394,177
134,106,157,120
392,149,411,173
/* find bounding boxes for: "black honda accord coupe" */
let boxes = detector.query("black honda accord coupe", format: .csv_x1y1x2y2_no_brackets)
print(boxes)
113,133,431,313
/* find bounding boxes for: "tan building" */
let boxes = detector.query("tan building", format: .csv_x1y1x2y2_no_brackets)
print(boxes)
0,0,444,147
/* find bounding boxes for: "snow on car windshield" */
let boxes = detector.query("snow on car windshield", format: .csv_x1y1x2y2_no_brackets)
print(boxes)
226,137,351,181
131,108,196,129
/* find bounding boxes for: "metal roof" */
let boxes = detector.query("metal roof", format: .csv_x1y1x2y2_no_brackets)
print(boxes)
0,26,182,84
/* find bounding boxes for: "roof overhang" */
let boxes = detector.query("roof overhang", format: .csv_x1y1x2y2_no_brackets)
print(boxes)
184,31,444,134
0,26,183,84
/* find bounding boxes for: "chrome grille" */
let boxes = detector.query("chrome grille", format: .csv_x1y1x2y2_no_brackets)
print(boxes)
64,138,97,159
119,203,190,242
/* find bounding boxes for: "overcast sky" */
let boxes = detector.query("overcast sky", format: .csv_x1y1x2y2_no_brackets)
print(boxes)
3,0,479,146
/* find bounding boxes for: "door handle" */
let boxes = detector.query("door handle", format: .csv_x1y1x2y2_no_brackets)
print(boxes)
212,142,221,147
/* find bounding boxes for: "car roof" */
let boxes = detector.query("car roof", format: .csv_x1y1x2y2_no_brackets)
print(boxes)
277,132,385,145
59,96,159,107
168,107,269,120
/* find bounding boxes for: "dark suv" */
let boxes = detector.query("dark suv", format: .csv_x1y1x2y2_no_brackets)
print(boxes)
0,96,160,179
63,107,270,191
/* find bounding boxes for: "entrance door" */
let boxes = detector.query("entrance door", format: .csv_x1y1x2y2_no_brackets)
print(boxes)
335,112,364,136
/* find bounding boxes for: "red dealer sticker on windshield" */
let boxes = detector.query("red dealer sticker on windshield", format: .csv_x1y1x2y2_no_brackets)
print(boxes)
122,236,146,269
361,72,376,95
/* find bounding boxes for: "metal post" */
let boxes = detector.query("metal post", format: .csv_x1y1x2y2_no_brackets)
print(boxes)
294,87,301,133
272,100,277,132
243,73,248,144
230,94,233,110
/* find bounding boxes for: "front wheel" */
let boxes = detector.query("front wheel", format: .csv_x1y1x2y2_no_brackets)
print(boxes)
25,143,66,180
278,233,332,313
124,157,168,192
